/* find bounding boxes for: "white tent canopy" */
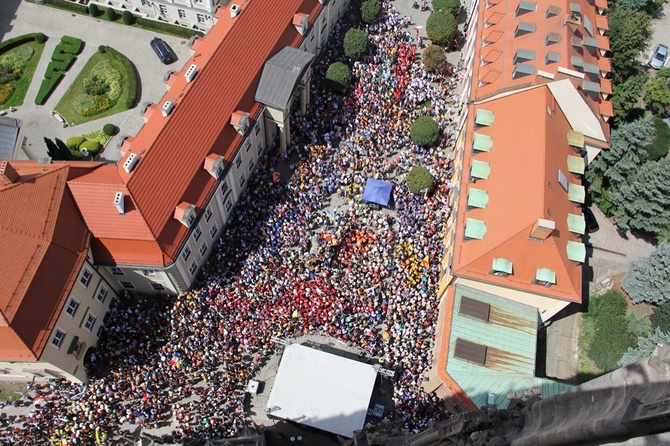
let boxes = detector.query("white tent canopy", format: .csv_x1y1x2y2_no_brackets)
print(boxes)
265,344,378,437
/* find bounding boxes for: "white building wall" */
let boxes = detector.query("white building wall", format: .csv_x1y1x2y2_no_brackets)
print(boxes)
90,0,219,31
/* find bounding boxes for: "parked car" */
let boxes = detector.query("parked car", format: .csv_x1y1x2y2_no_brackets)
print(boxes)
583,207,599,233
51,110,68,128
150,38,174,64
649,43,668,69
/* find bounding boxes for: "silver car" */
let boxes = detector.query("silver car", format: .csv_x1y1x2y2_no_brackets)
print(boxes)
649,44,668,69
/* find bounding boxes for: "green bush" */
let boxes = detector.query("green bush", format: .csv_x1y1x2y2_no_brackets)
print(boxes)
651,302,670,332
122,10,135,25
59,36,83,55
0,34,38,54
103,123,117,136
343,28,369,60
35,72,64,105
433,0,462,15
360,0,382,24
585,290,628,320
411,116,439,147
426,11,458,46
406,166,436,195
88,3,100,17
34,33,47,44
645,117,670,161
325,62,352,94
422,45,446,72
66,135,85,151
80,139,102,155
105,7,117,21
44,0,89,14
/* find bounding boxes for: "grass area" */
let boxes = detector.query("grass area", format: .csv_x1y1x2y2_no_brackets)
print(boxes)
1,41,46,108
54,51,131,126
578,314,602,382
0,382,27,403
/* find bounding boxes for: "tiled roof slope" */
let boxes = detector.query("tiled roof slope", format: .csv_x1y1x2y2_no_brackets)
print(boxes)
0,161,92,360
71,0,321,266
453,86,583,302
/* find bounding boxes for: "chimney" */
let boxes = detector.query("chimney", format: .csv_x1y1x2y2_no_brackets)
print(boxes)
161,100,175,117
184,64,198,83
114,192,125,214
0,161,19,183
530,218,555,240
230,4,241,18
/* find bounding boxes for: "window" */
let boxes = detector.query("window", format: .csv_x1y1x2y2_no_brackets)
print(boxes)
459,297,491,322
235,154,242,169
50,329,66,349
199,242,208,257
204,206,213,222
209,224,218,238
189,261,198,276
454,338,488,365
255,121,260,135
197,14,206,23
79,268,93,288
220,181,229,197
65,298,80,318
239,173,246,187
178,9,186,18
181,245,192,262
245,139,252,152
142,269,157,277
110,267,124,276
95,285,108,304
96,325,105,339
141,0,150,5
248,157,255,171
120,281,135,290
257,142,264,155
83,312,97,332
151,282,165,291
193,227,202,242
557,169,569,191
159,4,168,15
225,197,233,213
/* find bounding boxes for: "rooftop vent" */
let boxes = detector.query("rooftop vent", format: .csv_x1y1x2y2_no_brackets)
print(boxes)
204,154,225,179
123,153,138,174
0,161,19,183
530,218,555,240
174,202,197,228
231,110,250,135
230,4,241,18
161,100,175,117
184,64,198,83
114,191,125,214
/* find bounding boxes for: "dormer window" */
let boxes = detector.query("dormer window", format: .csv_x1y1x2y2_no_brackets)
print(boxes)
231,110,250,135
534,268,556,287
204,154,225,179
174,202,197,228
491,258,513,277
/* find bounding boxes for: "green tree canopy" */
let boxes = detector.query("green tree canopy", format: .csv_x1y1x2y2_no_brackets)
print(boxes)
644,68,670,115
622,242,670,304
611,72,647,124
406,166,436,195
651,301,670,333
609,0,650,12
426,12,458,46
619,327,670,367
360,0,382,24
433,0,462,15
410,116,440,146
422,45,446,72
325,62,352,94
607,9,652,86
645,117,670,161
343,28,370,60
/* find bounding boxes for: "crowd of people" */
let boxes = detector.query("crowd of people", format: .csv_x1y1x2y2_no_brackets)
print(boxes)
0,1,466,444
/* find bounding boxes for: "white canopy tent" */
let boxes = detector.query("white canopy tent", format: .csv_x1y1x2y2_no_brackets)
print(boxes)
265,344,378,437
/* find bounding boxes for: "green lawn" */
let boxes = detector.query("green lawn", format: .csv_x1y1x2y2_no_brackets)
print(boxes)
54,51,131,126
1,41,46,107
578,315,602,382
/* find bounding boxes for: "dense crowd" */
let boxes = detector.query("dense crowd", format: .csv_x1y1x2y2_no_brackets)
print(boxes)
0,1,464,444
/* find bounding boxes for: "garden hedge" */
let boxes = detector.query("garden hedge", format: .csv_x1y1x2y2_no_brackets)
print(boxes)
35,72,64,105
66,136,86,150
0,34,39,54
57,36,83,55
80,139,102,155
100,45,138,108
45,0,89,14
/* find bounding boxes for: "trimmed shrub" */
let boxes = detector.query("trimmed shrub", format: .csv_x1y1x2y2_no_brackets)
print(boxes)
45,0,89,14
88,3,100,17
433,0,462,15
426,11,458,46
103,123,117,136
35,72,64,105
105,7,117,21
59,36,83,55
80,139,102,156
98,45,107,54
34,33,47,44
411,116,439,147
325,62,352,94
422,45,446,72
343,28,370,60
360,0,382,24
406,166,436,195
66,135,85,151
122,10,135,25
0,34,37,54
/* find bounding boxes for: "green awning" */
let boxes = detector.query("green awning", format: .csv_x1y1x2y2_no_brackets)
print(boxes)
473,133,493,152
471,160,491,180
567,130,584,148
492,258,513,274
468,188,489,208
475,109,495,126
568,183,585,203
567,213,586,235
536,268,556,284
465,218,487,240
567,155,585,175
567,241,586,263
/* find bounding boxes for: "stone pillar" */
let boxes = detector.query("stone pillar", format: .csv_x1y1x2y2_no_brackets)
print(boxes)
278,115,291,154
300,85,308,115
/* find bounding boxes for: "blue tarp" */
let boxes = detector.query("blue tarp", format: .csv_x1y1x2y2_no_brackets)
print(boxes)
362,178,393,207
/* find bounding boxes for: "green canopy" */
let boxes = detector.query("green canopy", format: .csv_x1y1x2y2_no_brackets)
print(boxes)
567,213,586,235
465,218,487,240
471,160,491,180
473,133,493,152
535,268,556,284
475,109,495,126
568,183,585,204
567,241,586,263
468,188,489,208
492,258,513,275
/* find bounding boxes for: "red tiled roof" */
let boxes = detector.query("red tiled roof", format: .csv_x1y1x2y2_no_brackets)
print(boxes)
600,100,614,117
71,0,322,266
0,161,92,360
597,35,610,51
595,14,609,31
598,57,611,73
595,0,608,8
454,86,583,303
601,78,612,95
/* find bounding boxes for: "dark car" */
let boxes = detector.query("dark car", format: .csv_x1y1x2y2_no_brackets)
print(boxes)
150,38,174,64
583,207,599,233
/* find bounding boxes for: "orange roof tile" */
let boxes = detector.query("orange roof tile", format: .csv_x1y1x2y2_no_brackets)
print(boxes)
597,35,610,51
595,14,609,30
599,100,614,117
595,0,608,8
601,78,612,95
454,86,583,303
598,57,611,73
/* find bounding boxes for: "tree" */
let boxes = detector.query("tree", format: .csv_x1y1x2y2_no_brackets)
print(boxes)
88,3,100,17
644,67,670,115
105,7,117,21
54,138,73,161
611,72,647,124
432,0,462,16
360,0,382,24
122,10,135,25
80,139,102,156
619,328,670,367
622,242,670,304
325,62,352,94
607,9,652,86
410,116,439,146
645,117,670,161
406,166,436,195
651,301,670,333
608,158,670,239
103,123,117,136
426,12,458,46
422,45,446,72
343,28,369,60
609,0,650,12
66,136,85,151
44,137,62,160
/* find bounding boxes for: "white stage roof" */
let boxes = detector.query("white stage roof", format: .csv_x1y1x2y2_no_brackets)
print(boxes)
265,343,377,437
